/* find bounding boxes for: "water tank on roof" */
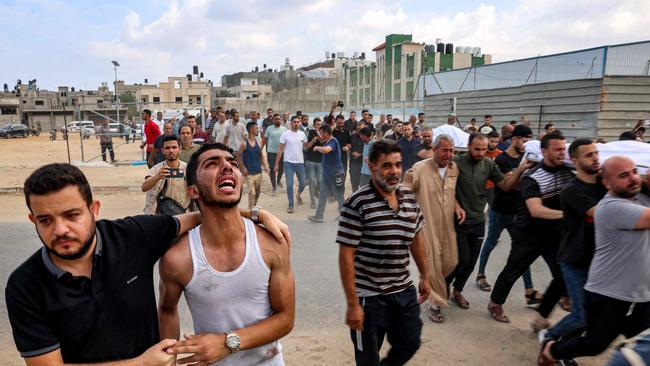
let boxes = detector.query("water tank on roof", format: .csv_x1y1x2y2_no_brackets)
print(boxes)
337,52,345,58
361,52,366,59
425,45,436,54
462,46,472,54
445,43,454,54
331,53,336,59
436,43,445,53
193,65,199,75
186,74,192,81
455,46,463,53
353,51,359,59
325,51,330,59
471,47,480,56
474,47,483,57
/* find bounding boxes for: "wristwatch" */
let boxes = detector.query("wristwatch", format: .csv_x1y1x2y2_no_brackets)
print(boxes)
251,206,261,224
225,332,241,353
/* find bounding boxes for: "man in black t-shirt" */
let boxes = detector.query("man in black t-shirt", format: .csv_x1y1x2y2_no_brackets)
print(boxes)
5,163,288,365
544,139,606,343
488,133,574,325
349,120,367,192
476,125,542,305
333,115,351,195
305,118,324,208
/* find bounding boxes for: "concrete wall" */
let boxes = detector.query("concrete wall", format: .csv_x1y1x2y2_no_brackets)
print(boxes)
424,76,650,140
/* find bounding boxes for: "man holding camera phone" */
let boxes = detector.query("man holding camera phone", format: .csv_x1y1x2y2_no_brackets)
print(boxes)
142,135,191,214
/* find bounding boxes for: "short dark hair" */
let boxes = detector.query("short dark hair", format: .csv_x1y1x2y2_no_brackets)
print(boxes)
540,131,565,149
267,108,273,112
544,122,555,130
359,127,373,137
484,114,492,119
369,139,401,164
568,138,594,158
186,143,234,187
619,131,637,141
179,125,193,133
142,109,152,116
24,163,92,210
487,130,500,139
246,121,257,132
509,120,517,125
162,134,180,147
468,132,488,146
272,113,280,119
418,112,425,117
313,117,322,125
361,109,369,114
335,114,345,121
320,124,332,135
187,115,196,120
291,116,300,122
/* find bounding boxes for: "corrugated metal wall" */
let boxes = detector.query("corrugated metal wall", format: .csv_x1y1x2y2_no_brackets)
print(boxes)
424,76,650,141
424,78,602,140
598,76,650,139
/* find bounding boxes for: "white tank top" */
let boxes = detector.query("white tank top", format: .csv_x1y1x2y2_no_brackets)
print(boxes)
184,218,284,366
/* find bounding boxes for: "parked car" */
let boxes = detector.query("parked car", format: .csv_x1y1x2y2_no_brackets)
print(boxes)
63,121,95,134
0,124,30,138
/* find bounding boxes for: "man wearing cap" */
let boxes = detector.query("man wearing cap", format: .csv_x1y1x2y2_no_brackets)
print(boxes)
476,125,543,306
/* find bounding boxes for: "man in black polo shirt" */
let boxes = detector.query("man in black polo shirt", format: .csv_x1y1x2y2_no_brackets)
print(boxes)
5,163,289,365
488,132,574,324
333,114,351,194
543,138,606,343
338,139,431,366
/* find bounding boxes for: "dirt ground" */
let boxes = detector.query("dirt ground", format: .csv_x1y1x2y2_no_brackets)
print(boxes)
0,135,611,365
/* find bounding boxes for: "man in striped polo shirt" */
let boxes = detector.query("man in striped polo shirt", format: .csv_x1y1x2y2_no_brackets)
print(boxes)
338,139,432,366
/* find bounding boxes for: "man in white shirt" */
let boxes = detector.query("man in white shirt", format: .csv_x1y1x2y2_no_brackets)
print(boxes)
275,116,308,213
211,111,228,144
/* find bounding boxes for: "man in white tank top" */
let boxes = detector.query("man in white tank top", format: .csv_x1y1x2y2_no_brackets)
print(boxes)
159,143,295,366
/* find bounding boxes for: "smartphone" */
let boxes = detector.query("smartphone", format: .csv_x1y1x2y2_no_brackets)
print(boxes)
167,168,184,179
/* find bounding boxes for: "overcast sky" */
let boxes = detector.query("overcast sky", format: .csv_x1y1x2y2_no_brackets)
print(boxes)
2,0,649,90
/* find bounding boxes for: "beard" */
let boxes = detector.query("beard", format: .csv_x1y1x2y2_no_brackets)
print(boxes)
374,171,400,192
613,184,641,199
196,180,243,208
43,219,96,260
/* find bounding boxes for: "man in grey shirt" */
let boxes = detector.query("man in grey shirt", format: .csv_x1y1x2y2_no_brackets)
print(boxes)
541,156,650,364
224,111,248,157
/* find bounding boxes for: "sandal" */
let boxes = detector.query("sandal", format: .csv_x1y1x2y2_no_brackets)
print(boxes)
558,297,573,312
487,303,510,323
427,305,445,323
451,292,470,309
525,290,544,306
537,338,556,366
476,274,492,292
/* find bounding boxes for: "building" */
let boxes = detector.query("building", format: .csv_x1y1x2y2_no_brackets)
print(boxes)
0,82,127,132
220,71,274,100
420,40,650,140
344,34,492,108
131,76,212,111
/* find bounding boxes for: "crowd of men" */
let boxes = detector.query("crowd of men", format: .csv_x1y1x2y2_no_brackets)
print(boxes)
6,102,650,366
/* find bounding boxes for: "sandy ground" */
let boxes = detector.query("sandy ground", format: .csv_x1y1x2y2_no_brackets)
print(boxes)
0,135,611,365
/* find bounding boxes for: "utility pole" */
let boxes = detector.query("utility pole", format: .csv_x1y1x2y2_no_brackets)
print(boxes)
112,61,120,124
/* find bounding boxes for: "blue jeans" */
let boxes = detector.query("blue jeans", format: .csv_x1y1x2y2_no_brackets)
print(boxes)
607,331,650,366
284,162,306,208
478,209,534,289
547,262,589,339
315,175,344,219
304,161,322,205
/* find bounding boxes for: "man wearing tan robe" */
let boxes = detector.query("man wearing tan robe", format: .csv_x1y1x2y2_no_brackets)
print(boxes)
404,134,466,323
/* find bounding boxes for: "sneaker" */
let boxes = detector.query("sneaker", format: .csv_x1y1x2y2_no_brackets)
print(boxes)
287,207,294,214
537,329,549,344
558,359,579,366
308,215,324,223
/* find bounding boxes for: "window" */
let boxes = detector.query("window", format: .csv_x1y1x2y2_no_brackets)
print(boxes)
60,92,67,97
252,80,256,86
35,100,44,106
394,66,401,80
141,98,147,103
175,97,182,102
153,97,160,104
0,106,17,114
97,99,103,105
196,96,201,103
408,68,414,78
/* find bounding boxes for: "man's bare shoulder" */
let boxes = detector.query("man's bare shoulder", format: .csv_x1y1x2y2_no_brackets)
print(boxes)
160,234,193,284
254,224,290,269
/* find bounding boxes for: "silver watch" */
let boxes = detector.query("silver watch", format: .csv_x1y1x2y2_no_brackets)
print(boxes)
225,332,240,353
251,206,261,224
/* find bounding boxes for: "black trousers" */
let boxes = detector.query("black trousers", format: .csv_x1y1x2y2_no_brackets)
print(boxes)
490,227,566,318
350,158,363,192
552,291,650,360
101,142,114,162
350,286,422,366
446,222,485,293
266,152,284,189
